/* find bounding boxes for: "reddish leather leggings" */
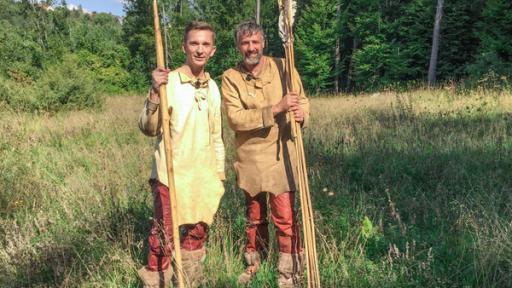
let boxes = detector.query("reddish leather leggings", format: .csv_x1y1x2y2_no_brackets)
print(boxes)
244,191,302,255
147,180,208,271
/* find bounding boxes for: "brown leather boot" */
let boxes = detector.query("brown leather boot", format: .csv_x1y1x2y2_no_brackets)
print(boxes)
277,252,304,288
237,251,261,285
179,247,206,288
137,266,173,288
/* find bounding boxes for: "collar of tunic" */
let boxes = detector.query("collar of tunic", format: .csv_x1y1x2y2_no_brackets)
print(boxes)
235,56,275,89
177,71,211,110
178,71,211,88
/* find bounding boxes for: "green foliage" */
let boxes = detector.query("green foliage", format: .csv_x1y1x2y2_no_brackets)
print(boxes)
0,54,102,112
467,0,512,85
34,54,102,111
394,0,434,81
352,36,407,91
122,0,156,88
118,0,511,92
295,0,338,94
436,1,482,80
0,19,44,80
360,215,374,240
0,76,33,111
76,48,131,94
0,0,131,112
195,0,256,78
4,0,512,97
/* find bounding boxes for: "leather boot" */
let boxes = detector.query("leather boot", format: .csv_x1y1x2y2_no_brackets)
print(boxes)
277,252,304,288
179,247,206,288
137,266,173,288
237,251,261,285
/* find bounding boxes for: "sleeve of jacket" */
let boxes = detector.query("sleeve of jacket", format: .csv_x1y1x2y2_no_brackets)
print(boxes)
221,72,276,132
293,68,310,128
211,84,226,180
138,90,162,137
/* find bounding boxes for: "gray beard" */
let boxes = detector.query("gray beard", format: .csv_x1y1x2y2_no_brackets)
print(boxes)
243,54,262,66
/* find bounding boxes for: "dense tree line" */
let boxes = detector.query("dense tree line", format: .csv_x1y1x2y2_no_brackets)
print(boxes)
124,0,512,94
1,0,511,112
0,0,130,111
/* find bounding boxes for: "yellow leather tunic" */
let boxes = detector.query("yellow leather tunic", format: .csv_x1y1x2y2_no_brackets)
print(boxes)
139,71,225,226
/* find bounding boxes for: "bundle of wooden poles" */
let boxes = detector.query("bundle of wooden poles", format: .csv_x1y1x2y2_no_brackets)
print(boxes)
279,0,321,287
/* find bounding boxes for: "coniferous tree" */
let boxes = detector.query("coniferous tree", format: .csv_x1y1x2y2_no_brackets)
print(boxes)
295,0,338,93
394,0,435,83
468,0,512,86
194,0,255,78
436,0,482,82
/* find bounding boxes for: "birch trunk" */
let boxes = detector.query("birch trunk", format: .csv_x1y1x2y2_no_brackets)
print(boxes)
428,0,444,86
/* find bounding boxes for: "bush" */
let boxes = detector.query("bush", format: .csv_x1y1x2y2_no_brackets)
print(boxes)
0,76,37,111
0,54,104,112
76,48,131,94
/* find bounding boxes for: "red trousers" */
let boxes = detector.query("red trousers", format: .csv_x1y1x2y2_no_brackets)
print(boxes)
244,191,302,255
146,180,208,271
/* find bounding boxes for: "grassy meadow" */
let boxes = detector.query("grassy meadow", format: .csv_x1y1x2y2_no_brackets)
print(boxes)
1,89,511,287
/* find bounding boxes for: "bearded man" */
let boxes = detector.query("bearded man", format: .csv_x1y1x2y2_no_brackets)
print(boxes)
221,21,309,288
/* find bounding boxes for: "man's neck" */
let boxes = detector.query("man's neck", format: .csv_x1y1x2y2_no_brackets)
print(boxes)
243,56,266,77
181,63,206,79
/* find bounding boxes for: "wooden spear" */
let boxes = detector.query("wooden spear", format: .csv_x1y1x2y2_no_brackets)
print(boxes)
152,1,185,287
278,0,321,287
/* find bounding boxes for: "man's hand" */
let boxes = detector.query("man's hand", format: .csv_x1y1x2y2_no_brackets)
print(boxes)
150,68,171,102
272,92,299,116
290,105,304,124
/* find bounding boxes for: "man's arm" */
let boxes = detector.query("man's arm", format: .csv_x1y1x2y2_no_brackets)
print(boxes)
138,68,170,136
138,89,162,136
212,87,226,180
221,73,300,132
221,74,275,132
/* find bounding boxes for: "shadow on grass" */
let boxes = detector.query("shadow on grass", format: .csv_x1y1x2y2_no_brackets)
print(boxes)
4,110,512,287
304,111,512,286
2,187,152,287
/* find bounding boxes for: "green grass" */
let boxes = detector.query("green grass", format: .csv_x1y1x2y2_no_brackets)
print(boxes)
1,89,511,287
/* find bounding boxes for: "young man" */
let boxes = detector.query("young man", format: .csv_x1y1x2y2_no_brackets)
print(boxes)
221,21,309,288
137,21,225,288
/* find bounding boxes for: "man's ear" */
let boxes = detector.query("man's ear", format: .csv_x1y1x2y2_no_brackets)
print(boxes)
210,45,217,57
182,43,186,53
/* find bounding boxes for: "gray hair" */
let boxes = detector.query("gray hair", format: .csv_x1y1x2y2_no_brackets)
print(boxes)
234,21,265,44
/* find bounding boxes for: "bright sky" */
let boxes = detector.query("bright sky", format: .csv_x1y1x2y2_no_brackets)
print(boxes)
65,0,125,16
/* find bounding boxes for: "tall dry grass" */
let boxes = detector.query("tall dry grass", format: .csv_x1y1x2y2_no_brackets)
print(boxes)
1,89,511,287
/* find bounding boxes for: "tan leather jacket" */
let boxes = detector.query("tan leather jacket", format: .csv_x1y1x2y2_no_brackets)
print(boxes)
221,56,309,196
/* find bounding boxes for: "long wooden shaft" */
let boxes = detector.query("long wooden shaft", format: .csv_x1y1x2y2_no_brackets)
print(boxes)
294,44,320,284
284,38,321,287
152,1,185,287
298,129,321,285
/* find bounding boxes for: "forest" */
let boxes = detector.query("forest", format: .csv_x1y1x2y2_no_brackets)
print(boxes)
1,0,511,112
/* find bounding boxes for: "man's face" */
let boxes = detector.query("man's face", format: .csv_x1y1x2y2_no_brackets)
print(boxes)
237,32,265,66
182,30,216,70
